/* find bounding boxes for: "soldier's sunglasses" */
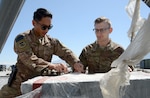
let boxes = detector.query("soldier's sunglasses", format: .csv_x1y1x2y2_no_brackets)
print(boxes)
37,21,53,30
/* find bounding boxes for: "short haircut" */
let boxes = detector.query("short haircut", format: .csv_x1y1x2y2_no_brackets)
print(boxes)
33,8,52,21
94,16,112,28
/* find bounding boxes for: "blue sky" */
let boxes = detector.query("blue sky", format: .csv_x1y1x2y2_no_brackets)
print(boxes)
0,0,149,65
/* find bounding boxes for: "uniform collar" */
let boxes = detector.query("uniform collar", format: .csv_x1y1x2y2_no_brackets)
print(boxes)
30,29,50,45
92,39,114,51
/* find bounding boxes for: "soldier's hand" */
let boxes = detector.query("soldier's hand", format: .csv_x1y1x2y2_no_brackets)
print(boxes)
52,63,69,74
73,62,85,73
128,66,134,72
48,63,69,74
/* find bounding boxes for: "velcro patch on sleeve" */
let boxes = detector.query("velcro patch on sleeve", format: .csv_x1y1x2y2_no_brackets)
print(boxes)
15,35,30,52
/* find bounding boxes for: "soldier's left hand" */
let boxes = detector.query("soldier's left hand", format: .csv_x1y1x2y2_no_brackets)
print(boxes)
128,66,134,72
73,62,85,73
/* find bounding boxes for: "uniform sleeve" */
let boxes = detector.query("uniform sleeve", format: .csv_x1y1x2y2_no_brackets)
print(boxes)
14,34,49,73
114,47,124,58
52,39,79,66
79,49,88,70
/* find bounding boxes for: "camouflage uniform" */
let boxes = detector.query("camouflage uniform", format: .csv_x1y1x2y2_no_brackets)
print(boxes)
79,40,124,74
0,29,79,98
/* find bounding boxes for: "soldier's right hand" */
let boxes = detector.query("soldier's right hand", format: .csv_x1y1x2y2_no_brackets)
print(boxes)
48,63,69,74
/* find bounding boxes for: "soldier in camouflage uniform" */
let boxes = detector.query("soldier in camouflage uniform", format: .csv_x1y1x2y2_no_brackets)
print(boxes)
0,8,84,98
79,16,133,74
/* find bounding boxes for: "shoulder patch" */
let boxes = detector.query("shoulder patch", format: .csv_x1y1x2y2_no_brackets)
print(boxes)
15,35,24,42
15,35,30,51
